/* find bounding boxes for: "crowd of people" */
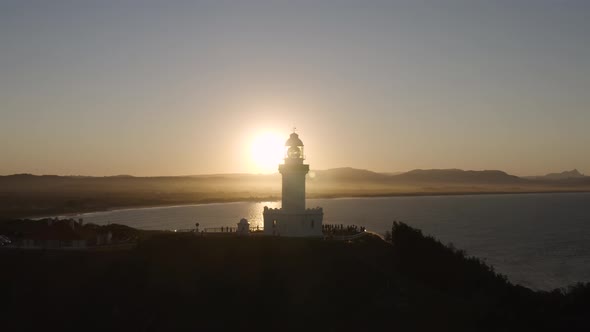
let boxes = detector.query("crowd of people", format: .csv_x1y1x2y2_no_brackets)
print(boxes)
322,223,365,236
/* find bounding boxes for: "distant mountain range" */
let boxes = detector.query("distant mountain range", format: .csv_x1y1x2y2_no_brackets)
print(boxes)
310,167,590,185
312,167,521,184
391,169,523,184
3,168,588,185
524,169,586,181
2,168,589,219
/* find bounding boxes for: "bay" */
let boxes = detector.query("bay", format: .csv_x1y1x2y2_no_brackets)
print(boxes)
76,192,590,290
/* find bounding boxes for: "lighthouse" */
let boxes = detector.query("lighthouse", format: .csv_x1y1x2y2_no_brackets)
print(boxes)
280,132,308,212
263,132,323,237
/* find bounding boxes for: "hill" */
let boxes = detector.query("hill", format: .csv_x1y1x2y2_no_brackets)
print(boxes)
1,222,588,330
526,169,587,181
391,168,524,184
310,168,525,184
1,168,590,218
311,167,390,182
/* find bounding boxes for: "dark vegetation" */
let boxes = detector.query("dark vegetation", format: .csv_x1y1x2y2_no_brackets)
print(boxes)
2,221,588,331
2,169,589,218
0,218,139,247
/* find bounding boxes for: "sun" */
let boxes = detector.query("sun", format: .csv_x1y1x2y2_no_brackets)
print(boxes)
251,132,284,173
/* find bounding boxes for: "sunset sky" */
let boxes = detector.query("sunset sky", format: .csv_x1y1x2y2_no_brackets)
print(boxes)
1,1,589,176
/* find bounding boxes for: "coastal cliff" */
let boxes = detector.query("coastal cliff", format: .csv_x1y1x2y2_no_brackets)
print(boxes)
1,221,588,331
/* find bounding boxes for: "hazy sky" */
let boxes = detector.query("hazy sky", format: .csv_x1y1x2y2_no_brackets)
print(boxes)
1,0,589,176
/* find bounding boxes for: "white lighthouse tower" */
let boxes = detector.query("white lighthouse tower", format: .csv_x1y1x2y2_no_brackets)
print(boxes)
263,132,323,237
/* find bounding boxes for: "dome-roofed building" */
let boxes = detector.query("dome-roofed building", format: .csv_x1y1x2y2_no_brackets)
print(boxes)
263,131,323,237
236,218,250,236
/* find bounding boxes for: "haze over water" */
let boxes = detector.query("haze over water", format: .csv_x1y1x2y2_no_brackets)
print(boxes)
76,192,590,290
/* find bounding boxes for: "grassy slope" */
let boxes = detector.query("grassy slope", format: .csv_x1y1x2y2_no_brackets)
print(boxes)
2,223,588,331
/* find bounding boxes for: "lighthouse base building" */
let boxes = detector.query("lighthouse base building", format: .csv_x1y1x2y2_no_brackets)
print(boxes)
263,207,323,237
263,132,323,237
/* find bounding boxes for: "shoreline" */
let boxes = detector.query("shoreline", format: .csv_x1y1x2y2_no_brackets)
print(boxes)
26,188,590,219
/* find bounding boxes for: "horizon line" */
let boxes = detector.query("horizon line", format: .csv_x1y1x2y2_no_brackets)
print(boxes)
0,167,584,179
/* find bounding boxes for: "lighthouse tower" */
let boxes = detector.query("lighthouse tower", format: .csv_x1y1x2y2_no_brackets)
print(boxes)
280,132,308,212
263,132,323,237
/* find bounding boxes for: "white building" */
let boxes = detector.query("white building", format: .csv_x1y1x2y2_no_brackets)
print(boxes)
263,132,323,237
237,218,250,236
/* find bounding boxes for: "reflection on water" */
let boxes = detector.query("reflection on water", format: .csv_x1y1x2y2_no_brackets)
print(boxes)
79,201,281,231
77,193,590,290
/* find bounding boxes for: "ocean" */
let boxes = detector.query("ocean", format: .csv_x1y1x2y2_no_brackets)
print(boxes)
75,192,590,290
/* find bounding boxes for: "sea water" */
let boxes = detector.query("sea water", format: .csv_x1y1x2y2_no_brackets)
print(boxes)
76,192,590,290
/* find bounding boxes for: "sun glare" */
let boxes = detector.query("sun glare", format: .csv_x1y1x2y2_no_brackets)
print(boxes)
251,132,284,173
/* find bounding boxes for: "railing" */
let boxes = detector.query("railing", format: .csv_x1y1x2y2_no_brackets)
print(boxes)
172,225,384,241
174,229,197,233
203,227,236,233
171,226,265,234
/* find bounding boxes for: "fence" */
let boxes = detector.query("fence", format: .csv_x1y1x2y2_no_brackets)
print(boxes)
203,227,236,233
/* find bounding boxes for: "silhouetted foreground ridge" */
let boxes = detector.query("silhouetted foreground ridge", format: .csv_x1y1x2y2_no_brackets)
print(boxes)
2,221,589,331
